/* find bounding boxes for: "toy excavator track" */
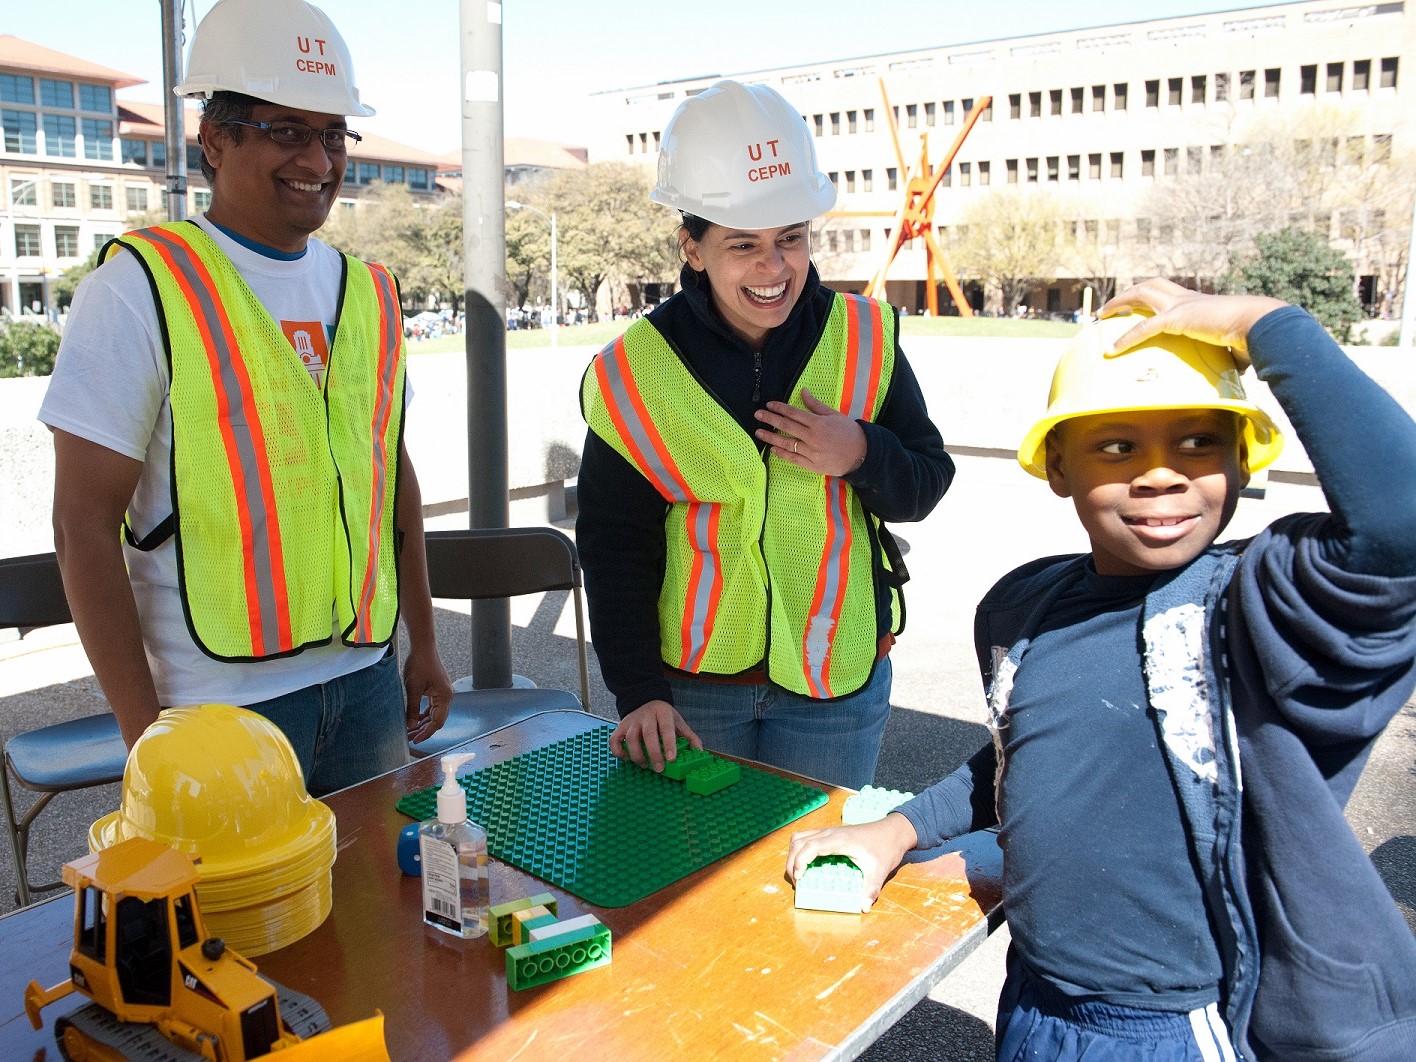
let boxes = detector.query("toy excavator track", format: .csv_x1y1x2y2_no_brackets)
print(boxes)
263,976,331,1041
55,1002,207,1062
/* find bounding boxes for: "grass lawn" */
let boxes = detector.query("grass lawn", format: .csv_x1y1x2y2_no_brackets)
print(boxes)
408,313,1080,355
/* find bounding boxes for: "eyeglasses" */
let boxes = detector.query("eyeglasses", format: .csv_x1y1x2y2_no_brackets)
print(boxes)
223,119,362,151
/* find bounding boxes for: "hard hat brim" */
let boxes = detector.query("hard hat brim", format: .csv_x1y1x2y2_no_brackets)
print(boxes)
1017,400,1285,479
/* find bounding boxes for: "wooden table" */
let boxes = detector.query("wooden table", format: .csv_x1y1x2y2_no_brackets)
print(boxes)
0,710,1001,1061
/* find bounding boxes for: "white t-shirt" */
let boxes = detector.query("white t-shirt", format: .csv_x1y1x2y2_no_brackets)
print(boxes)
39,215,387,706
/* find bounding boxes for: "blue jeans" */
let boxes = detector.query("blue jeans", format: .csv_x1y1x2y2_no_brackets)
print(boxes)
667,658,891,788
246,651,408,797
996,947,1236,1062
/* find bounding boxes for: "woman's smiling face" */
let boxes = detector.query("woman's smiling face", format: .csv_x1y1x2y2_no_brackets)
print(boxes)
682,222,811,350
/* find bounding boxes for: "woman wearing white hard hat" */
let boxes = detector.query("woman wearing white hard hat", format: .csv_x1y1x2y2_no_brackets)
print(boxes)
579,80,954,788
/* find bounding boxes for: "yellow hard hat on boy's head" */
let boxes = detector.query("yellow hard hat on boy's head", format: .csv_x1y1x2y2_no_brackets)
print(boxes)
1017,312,1284,479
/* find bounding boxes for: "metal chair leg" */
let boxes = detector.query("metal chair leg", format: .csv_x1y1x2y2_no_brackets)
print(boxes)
0,759,32,908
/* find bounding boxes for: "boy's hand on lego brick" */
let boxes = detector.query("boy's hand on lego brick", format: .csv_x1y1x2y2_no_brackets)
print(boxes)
754,388,868,477
609,700,703,771
1101,278,1287,369
786,814,918,911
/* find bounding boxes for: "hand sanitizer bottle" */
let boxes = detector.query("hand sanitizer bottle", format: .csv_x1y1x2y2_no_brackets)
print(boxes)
419,752,489,938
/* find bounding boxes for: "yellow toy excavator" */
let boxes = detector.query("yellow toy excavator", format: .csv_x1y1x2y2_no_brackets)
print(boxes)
25,837,388,1062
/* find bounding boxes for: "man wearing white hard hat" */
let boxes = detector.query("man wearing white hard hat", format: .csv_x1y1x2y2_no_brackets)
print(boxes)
579,80,954,788
40,0,452,795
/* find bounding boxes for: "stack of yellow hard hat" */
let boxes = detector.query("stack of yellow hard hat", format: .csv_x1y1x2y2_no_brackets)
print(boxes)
90,703,336,956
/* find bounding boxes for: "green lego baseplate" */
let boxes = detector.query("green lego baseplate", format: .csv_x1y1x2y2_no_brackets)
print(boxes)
396,724,828,907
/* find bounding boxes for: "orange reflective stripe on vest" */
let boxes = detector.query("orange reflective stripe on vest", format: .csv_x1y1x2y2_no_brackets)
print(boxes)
801,294,887,697
128,226,294,656
113,222,404,661
352,262,403,643
594,335,726,668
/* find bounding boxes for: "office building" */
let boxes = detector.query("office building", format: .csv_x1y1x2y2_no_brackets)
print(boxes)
589,1,1414,316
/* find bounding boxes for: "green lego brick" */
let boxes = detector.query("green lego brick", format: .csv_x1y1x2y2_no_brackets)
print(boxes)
513,908,560,945
506,921,612,990
397,724,828,907
685,758,740,795
659,742,714,781
489,892,559,946
794,855,866,914
841,785,915,825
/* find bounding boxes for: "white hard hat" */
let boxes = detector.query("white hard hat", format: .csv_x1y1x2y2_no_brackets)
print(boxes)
174,0,375,117
650,79,836,229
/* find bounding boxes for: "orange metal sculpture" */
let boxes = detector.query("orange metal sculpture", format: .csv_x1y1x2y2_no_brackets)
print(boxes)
828,82,991,317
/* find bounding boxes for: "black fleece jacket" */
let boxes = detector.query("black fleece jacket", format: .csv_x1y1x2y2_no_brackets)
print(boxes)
576,262,954,715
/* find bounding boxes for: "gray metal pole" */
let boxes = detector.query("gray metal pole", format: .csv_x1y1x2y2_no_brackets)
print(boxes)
460,0,512,688
159,0,187,222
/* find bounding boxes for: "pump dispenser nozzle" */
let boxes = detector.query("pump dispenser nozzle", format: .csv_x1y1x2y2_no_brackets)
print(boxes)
436,753,475,825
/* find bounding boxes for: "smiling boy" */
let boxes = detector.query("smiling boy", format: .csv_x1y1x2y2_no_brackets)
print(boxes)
788,279,1416,1061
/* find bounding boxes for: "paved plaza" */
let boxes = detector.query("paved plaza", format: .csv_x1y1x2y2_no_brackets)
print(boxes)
2,449,1411,1059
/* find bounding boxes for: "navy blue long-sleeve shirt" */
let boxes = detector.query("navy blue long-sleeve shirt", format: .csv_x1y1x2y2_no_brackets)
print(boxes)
576,263,954,715
897,306,1416,1054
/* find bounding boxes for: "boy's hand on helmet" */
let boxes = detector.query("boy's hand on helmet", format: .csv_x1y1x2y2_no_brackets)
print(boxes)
1100,278,1288,369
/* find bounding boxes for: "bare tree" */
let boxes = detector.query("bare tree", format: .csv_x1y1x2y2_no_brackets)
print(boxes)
1144,104,1411,303
948,190,1071,315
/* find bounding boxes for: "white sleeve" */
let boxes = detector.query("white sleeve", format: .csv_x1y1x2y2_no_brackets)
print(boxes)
38,251,168,463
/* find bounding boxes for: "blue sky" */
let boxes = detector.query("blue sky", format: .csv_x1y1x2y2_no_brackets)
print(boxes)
8,0,1252,152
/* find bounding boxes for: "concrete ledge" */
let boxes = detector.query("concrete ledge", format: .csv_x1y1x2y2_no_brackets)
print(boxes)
4,336,1411,558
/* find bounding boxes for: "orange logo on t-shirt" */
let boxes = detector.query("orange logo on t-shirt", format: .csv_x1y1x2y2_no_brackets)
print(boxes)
281,320,330,387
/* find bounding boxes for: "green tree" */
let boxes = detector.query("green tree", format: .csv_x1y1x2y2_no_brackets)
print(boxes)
415,191,464,311
1223,227,1363,340
505,202,549,311
52,249,103,310
543,162,677,317
320,182,427,304
0,320,61,377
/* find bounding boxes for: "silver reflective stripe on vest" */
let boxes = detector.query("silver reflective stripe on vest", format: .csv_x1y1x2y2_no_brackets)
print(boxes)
843,294,877,420
600,339,691,503
684,501,718,669
146,227,282,655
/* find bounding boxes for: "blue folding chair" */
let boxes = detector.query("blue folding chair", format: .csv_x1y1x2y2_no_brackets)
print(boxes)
409,527,592,758
0,552,128,906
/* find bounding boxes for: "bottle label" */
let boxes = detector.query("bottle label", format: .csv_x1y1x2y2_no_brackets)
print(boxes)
420,835,463,932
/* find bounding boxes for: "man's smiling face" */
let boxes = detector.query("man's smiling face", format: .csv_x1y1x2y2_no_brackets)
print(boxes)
201,103,348,253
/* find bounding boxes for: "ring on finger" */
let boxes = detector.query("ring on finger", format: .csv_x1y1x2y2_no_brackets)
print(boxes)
792,440,798,454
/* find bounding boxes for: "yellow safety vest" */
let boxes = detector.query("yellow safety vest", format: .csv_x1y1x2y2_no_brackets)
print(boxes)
110,222,405,661
583,292,899,698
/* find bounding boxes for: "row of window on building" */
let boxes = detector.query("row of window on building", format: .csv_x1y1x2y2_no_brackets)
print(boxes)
815,130,1393,194
1004,56,1399,118
116,138,433,189
2,120,435,193
621,56,1400,155
2,110,115,160
0,73,112,113
813,206,1393,261
8,174,203,215
4,193,215,260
